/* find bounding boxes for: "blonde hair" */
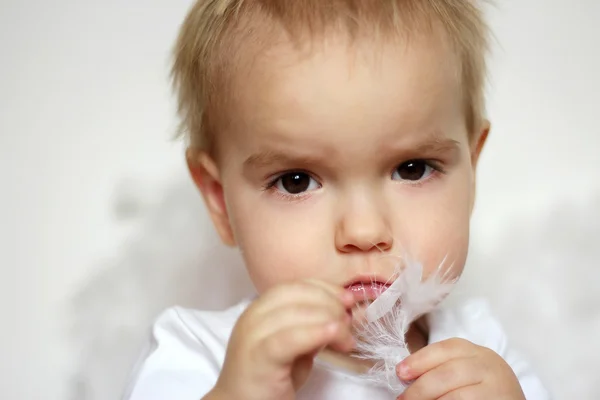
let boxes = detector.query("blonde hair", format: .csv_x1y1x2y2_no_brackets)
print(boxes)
172,0,490,151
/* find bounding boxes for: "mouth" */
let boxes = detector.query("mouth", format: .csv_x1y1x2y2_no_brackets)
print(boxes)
344,277,392,303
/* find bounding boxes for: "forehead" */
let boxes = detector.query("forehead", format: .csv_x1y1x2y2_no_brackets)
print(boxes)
215,26,465,157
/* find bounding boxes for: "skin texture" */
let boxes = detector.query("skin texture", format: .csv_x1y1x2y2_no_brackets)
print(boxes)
209,280,357,400
396,338,526,400
187,27,522,399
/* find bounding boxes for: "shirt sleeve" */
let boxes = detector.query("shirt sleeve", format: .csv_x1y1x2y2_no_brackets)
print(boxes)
501,346,551,400
122,308,222,400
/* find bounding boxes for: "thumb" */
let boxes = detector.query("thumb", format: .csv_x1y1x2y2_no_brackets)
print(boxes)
292,354,315,390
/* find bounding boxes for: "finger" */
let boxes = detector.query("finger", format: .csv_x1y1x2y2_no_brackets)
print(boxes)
399,357,482,400
254,303,352,342
254,281,353,317
255,286,350,329
262,321,353,365
325,318,355,353
397,338,478,381
303,278,356,307
292,354,315,389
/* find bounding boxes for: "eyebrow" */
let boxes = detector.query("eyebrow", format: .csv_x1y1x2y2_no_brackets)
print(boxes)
411,137,462,154
243,133,462,169
243,150,326,169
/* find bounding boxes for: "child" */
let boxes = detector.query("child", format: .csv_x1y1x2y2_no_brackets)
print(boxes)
124,1,549,399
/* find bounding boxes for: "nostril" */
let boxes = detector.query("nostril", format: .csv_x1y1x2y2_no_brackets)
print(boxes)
371,240,392,252
341,241,391,253
335,223,394,253
341,243,364,253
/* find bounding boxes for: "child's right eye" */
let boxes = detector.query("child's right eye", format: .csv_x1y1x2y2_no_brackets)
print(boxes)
393,160,434,181
270,172,321,195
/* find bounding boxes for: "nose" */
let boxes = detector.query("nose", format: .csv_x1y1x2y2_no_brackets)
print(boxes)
335,200,393,253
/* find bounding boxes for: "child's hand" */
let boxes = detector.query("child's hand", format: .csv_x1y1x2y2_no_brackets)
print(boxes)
209,279,356,400
396,338,525,400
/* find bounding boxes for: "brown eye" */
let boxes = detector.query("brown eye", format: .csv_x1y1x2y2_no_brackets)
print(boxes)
393,160,433,181
275,172,319,194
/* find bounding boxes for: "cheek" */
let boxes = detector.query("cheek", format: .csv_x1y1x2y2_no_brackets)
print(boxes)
396,177,472,280
401,215,469,280
227,194,332,292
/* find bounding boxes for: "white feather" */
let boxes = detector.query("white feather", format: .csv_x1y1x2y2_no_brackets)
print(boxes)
352,254,456,394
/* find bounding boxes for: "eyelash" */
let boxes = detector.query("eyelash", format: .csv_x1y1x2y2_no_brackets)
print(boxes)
394,160,446,188
263,170,320,201
263,159,447,200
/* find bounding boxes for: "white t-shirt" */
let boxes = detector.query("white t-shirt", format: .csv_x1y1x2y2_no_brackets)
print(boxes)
123,298,550,399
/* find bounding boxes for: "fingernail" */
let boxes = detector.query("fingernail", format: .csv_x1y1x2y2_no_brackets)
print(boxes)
397,362,410,379
326,322,338,334
341,291,354,303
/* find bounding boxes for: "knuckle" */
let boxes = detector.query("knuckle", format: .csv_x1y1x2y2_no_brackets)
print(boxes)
261,334,284,358
300,277,319,286
238,307,265,332
271,282,301,298
233,313,251,334
439,337,474,354
299,278,325,291
248,342,262,364
447,337,471,348
271,281,310,299
402,383,427,400
480,345,499,360
477,354,497,376
304,278,340,296
264,328,310,359
438,365,461,385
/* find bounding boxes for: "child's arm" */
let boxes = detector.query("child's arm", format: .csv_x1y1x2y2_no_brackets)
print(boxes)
394,299,551,400
123,280,355,400
396,338,527,399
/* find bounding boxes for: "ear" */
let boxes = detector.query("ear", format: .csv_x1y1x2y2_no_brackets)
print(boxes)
186,149,237,247
469,120,490,214
470,119,490,170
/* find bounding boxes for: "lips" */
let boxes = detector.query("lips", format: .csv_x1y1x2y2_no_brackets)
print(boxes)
344,279,391,302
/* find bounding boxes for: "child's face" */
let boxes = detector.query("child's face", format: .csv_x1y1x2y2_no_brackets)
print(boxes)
191,32,488,302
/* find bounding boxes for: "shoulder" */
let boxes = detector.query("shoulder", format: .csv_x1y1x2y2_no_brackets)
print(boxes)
427,298,506,350
122,299,251,400
152,300,251,349
427,298,551,400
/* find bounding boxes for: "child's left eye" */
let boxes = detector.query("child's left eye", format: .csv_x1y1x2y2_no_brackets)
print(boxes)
392,160,435,181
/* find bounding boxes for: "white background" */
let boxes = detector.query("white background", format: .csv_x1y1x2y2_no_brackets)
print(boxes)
1,1,599,399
